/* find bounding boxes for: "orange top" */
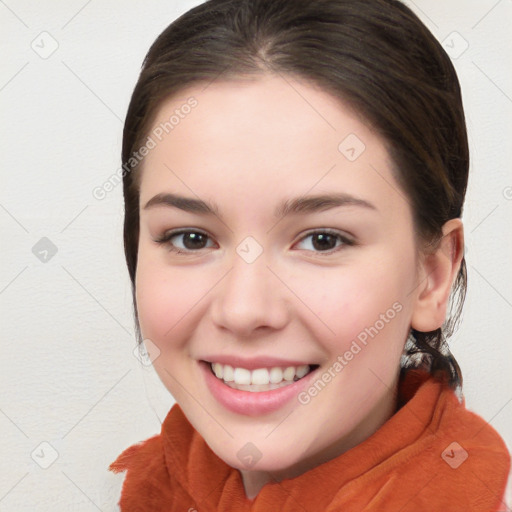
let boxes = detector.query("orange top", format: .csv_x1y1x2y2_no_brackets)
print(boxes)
109,370,510,511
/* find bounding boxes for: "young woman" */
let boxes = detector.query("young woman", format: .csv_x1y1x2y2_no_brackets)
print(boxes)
109,0,510,509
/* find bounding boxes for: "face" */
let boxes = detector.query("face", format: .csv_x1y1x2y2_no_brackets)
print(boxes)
135,74,423,489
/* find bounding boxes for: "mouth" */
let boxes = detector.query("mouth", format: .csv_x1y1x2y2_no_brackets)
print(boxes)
204,360,320,393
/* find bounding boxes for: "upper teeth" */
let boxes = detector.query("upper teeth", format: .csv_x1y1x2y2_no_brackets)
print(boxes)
211,362,310,385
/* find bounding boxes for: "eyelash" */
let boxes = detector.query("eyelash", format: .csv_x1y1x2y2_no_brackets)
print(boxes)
153,228,355,256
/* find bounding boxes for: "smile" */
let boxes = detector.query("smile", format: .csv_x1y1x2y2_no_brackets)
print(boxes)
210,362,316,391
200,359,321,416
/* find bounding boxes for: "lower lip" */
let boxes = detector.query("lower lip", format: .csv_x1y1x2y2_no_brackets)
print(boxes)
199,361,318,416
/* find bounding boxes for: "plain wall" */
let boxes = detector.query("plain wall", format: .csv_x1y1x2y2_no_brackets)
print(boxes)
1,1,511,509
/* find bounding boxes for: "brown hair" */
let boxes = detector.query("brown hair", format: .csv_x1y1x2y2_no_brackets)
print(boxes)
122,0,468,388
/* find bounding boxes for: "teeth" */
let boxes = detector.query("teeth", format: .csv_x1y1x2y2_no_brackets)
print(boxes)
233,367,251,385
269,367,283,384
210,362,312,386
223,365,234,382
212,362,223,379
283,367,295,381
296,365,310,378
251,368,270,385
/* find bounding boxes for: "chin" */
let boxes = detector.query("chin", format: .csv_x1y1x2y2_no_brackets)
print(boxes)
206,435,310,476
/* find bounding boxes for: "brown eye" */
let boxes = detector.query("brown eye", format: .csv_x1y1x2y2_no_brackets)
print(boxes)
155,229,214,253
179,232,209,250
295,230,354,253
311,233,338,251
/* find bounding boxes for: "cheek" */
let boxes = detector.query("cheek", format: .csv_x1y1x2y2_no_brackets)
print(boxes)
135,256,204,347
292,255,414,356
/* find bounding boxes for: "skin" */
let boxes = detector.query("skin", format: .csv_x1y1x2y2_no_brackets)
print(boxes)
134,74,464,500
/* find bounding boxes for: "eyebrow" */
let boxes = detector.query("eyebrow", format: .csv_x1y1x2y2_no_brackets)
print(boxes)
143,192,377,219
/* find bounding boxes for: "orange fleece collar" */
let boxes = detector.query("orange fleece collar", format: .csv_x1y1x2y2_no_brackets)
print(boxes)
109,370,510,511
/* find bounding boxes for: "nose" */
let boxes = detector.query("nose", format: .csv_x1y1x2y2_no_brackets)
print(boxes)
210,252,290,337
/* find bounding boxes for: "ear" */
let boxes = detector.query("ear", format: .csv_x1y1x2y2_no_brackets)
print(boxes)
411,218,464,332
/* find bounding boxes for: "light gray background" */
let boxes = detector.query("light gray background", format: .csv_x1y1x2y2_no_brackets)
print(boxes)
1,1,511,510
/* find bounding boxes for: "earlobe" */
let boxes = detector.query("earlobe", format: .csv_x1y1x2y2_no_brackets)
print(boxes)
411,219,464,332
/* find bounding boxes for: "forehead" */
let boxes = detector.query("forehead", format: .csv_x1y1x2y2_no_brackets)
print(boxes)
138,74,408,219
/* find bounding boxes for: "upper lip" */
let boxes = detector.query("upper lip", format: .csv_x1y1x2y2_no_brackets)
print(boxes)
200,355,316,370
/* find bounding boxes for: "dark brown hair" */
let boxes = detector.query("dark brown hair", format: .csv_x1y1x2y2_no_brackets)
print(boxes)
122,0,468,388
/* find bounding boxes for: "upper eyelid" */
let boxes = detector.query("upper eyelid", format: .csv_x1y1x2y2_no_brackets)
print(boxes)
156,228,213,244
300,228,354,241
156,227,208,237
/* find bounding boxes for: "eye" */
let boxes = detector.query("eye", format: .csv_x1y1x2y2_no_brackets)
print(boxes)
294,229,354,253
154,229,215,253
154,228,354,255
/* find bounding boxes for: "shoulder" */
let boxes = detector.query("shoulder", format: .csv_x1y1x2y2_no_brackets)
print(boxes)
109,433,164,475
109,434,178,510
394,375,511,510
108,405,198,510
502,466,512,510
